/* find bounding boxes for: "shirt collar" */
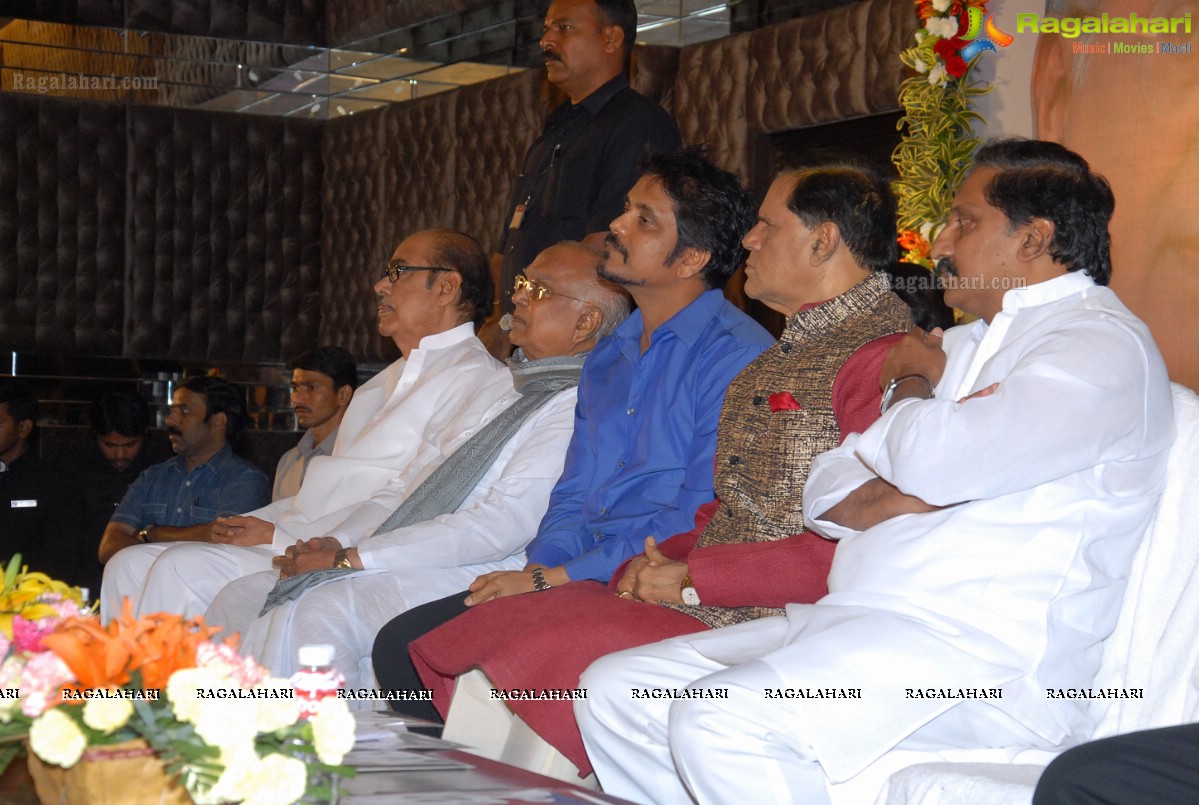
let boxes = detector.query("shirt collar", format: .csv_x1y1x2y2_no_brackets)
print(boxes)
171,442,234,474
575,74,628,116
314,425,339,455
612,288,726,357
1000,271,1095,315
415,321,475,351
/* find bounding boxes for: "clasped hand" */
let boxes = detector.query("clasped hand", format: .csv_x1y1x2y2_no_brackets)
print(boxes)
272,536,343,579
614,536,689,605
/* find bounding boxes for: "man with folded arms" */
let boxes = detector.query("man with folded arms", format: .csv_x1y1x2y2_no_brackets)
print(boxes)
101,229,513,619
576,140,1175,804
406,162,913,777
204,242,630,687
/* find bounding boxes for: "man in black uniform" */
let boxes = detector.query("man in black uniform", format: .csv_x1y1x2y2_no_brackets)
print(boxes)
497,0,681,313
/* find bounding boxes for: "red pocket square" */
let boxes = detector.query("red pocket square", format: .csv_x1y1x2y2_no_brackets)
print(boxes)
769,392,801,412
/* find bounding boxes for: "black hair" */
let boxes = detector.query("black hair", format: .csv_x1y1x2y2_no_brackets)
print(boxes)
289,347,358,391
883,263,956,331
594,0,637,57
178,376,249,442
972,138,1115,286
782,163,899,272
0,378,37,426
428,229,494,330
91,388,151,437
639,147,755,290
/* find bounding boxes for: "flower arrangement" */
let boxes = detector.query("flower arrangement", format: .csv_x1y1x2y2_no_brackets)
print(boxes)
892,0,993,268
0,555,355,805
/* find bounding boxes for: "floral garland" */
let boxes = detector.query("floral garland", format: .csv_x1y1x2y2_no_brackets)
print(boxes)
0,556,355,805
892,0,992,268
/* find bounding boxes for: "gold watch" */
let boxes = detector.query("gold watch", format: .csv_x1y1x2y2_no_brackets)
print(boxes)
681,574,700,606
333,549,353,570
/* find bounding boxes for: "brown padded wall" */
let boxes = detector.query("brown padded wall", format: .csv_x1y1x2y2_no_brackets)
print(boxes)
125,106,323,362
673,33,752,181
0,95,127,355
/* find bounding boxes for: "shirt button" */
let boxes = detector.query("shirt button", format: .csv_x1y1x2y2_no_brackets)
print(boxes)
780,343,793,353
176,507,183,513
753,396,764,406
184,480,191,487
594,531,602,540
600,507,608,515
618,460,625,467
627,407,635,415
728,456,741,465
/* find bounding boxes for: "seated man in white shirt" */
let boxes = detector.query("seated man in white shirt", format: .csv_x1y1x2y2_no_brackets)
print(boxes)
101,229,514,620
205,241,630,688
272,346,357,501
575,140,1176,805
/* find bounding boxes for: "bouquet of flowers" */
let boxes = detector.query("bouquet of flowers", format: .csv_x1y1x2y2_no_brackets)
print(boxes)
0,555,354,805
892,0,993,268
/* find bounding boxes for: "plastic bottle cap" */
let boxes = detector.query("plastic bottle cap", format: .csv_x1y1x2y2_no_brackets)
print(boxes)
297,644,335,667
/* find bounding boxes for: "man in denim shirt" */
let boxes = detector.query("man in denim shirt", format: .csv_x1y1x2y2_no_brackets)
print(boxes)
98,377,270,592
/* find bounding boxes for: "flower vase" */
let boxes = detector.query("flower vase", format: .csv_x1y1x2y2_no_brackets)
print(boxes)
27,739,193,805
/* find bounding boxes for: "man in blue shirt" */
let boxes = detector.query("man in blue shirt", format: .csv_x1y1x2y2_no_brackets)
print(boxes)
98,377,270,601
373,148,772,707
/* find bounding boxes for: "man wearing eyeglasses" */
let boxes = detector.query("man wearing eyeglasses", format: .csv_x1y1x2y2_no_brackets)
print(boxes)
101,229,514,620
203,241,631,687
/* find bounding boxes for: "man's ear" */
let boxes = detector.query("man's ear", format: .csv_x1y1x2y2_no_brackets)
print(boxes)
1032,34,1073,143
671,246,711,282
574,307,604,346
603,24,624,56
810,222,841,266
208,411,228,438
434,270,464,308
1019,217,1056,262
335,385,353,407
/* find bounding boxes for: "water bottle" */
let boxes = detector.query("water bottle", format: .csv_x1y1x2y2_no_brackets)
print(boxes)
291,644,345,719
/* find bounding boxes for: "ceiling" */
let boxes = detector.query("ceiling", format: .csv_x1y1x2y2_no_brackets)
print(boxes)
0,1,853,117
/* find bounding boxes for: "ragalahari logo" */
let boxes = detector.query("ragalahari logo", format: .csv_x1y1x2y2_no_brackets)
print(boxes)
960,7,1015,61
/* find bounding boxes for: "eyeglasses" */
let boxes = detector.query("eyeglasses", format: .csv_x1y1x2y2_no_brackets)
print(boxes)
381,260,446,283
513,273,587,304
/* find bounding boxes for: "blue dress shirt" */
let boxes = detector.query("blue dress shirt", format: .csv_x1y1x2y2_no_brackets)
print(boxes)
526,288,773,582
110,444,271,529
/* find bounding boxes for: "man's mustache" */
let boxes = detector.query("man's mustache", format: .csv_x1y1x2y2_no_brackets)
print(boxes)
167,426,182,437
542,49,562,63
604,232,628,261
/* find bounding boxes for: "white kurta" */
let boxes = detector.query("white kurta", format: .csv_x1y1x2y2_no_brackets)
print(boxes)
578,273,1175,804
204,386,578,686
101,324,513,620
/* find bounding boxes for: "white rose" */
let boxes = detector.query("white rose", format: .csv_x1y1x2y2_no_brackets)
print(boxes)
928,64,948,87
933,0,951,12
913,57,929,74
309,697,355,765
29,708,87,768
82,696,133,733
252,679,301,733
237,753,308,805
166,667,226,724
925,17,959,39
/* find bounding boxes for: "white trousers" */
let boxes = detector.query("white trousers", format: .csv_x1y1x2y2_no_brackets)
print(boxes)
100,542,276,622
577,616,1047,805
204,558,523,687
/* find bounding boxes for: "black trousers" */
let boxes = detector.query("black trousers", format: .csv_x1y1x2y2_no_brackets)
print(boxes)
1033,723,1199,804
372,590,470,722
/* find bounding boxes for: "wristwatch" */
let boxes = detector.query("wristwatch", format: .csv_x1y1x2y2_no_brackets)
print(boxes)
332,549,353,570
136,525,157,544
880,374,935,414
531,567,552,592
680,574,700,606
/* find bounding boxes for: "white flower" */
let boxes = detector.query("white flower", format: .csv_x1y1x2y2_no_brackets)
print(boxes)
928,64,948,87
919,221,936,243
913,57,928,74
252,678,301,733
932,0,951,12
237,753,308,805
82,696,133,733
0,656,24,722
193,698,259,753
29,708,87,768
925,17,959,39
309,697,355,765
194,748,257,805
166,666,226,724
